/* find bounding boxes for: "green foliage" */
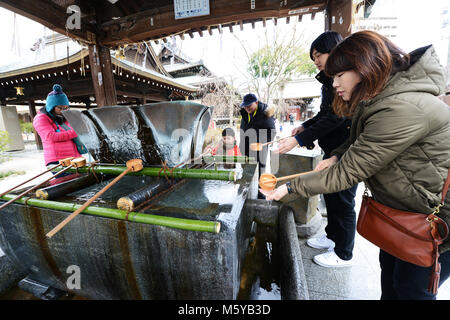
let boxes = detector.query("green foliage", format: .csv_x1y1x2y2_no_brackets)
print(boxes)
0,130,10,152
20,121,34,135
0,170,25,180
293,51,317,77
0,130,11,164
248,45,316,79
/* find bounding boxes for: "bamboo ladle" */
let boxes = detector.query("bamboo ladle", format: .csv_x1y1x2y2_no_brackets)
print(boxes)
46,158,143,238
0,157,85,212
250,135,294,152
259,170,314,191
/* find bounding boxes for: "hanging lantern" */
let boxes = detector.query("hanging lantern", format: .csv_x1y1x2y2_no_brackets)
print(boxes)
15,86,24,96
115,48,125,59
115,45,127,60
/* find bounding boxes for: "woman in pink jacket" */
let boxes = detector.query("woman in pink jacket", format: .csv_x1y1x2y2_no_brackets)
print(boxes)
33,84,81,168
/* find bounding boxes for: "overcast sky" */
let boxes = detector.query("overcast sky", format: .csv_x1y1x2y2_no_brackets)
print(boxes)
0,0,448,90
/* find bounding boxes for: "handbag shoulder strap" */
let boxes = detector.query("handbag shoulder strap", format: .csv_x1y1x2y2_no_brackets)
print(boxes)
441,168,450,204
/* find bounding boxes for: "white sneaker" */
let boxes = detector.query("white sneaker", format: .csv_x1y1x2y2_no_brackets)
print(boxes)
306,234,335,250
313,250,353,268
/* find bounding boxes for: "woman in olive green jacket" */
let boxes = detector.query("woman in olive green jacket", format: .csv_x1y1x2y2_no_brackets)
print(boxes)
261,31,450,300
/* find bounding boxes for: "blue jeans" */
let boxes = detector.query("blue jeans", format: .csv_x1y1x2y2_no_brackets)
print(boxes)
47,161,73,178
379,249,450,300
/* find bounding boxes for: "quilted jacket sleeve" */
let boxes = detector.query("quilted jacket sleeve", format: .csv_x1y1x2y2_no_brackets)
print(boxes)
33,113,78,142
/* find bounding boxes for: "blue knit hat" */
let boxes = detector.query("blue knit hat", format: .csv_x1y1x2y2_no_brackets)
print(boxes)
46,84,70,113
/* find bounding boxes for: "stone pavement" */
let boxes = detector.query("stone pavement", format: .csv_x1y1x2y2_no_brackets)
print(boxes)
0,141,449,300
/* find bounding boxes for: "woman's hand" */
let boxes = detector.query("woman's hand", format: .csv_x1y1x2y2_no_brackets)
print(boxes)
273,136,298,154
291,126,304,136
314,155,338,171
259,184,289,201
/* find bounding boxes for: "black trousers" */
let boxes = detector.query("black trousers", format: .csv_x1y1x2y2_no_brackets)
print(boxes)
379,249,450,300
321,153,357,260
323,184,358,260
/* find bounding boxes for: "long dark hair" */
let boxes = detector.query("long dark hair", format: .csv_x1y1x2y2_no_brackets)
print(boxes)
324,30,410,117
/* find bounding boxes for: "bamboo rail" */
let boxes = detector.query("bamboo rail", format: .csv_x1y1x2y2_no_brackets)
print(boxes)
0,194,221,234
54,165,237,181
202,155,256,164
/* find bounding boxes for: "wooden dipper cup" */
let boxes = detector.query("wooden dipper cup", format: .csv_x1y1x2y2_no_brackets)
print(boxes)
259,170,314,191
46,159,143,238
0,157,85,212
59,157,76,166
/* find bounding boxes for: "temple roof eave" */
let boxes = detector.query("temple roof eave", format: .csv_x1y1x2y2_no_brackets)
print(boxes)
0,49,197,93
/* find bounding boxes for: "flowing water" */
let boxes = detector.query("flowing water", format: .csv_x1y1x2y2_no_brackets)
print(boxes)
63,102,211,167
237,224,281,300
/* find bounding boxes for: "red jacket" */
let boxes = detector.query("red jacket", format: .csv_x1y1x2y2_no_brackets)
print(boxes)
33,112,80,165
212,144,242,156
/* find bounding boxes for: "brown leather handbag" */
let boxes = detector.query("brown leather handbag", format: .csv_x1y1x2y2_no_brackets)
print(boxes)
357,168,450,294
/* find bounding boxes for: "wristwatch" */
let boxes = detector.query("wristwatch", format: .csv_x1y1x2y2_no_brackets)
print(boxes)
286,181,293,194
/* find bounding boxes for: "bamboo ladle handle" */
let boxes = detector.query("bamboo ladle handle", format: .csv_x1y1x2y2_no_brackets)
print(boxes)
0,157,83,212
250,135,295,151
46,159,143,238
276,170,314,182
0,156,75,199
0,163,62,199
259,170,314,191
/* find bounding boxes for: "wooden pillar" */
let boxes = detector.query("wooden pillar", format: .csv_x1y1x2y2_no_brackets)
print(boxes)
324,0,353,37
99,45,117,106
88,42,117,107
28,100,43,150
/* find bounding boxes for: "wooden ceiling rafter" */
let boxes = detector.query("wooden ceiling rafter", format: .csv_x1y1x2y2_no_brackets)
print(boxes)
96,0,326,46
0,0,327,48
0,0,95,44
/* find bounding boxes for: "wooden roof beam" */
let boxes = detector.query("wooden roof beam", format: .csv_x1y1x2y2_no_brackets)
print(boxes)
0,0,95,43
324,0,352,37
99,0,326,46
